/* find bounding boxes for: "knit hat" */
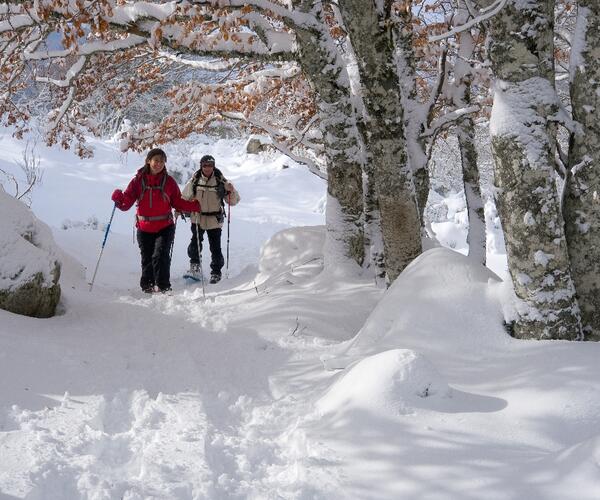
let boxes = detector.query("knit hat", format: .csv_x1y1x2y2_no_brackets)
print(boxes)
200,154,215,166
146,148,167,164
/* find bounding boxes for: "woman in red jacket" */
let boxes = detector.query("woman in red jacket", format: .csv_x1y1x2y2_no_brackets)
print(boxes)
111,148,200,293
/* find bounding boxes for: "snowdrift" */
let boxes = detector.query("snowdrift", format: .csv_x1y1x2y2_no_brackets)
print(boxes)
317,349,452,417
328,247,508,367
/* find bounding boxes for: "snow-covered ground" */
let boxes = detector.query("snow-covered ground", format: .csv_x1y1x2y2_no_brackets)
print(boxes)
1,131,599,499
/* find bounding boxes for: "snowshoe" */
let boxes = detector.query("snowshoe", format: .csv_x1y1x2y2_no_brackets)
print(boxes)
183,264,202,282
209,273,221,284
142,285,155,294
183,273,202,282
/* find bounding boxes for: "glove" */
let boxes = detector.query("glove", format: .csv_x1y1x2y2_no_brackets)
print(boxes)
224,182,233,193
111,189,124,206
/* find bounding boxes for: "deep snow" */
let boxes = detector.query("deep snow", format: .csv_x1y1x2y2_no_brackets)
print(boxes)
1,131,599,500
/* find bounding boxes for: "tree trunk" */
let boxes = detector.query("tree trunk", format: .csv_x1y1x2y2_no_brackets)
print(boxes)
363,158,386,280
393,6,430,225
452,4,486,265
488,0,581,340
338,0,421,283
457,116,486,265
293,3,365,268
564,1,600,340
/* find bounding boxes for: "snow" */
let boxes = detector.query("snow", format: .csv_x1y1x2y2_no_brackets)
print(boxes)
0,188,60,290
490,77,560,170
317,349,452,416
1,129,600,499
534,249,553,268
569,6,590,83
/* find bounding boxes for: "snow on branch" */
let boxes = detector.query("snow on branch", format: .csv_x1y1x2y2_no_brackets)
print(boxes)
421,105,480,138
47,85,76,133
225,111,326,179
25,35,147,60
0,0,324,156
157,51,240,71
36,55,86,87
429,0,508,42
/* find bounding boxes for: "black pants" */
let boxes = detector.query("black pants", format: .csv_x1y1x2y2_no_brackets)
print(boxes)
137,224,175,290
187,223,224,274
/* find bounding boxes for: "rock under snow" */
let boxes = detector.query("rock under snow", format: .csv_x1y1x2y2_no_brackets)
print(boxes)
317,349,451,417
244,135,271,154
0,188,61,317
257,225,324,280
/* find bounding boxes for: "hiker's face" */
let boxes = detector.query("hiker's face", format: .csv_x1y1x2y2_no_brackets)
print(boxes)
201,163,215,176
149,156,166,174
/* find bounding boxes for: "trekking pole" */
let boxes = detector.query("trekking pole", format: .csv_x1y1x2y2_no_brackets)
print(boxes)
195,223,206,299
169,215,177,261
89,203,117,291
226,192,231,279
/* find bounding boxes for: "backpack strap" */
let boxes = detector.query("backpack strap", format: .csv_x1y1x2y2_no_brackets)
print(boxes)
193,167,227,210
214,168,226,206
192,169,202,197
138,170,169,209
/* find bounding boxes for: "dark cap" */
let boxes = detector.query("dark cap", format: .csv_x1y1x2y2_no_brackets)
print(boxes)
146,148,167,164
200,154,215,166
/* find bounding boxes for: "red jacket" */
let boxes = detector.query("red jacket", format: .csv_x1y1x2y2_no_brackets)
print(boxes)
117,167,200,233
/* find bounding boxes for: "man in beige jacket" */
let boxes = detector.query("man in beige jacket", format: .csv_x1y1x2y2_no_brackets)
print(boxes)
181,155,240,283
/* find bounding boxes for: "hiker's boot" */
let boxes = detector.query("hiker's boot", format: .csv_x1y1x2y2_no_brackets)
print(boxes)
187,263,201,280
209,272,221,284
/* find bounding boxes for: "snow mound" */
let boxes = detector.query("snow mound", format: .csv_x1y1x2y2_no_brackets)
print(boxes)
317,349,451,417
338,247,508,363
257,225,324,281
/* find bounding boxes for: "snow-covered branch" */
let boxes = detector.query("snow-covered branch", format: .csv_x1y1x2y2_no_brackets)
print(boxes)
24,35,147,60
47,85,76,132
157,52,240,71
36,56,86,87
429,0,508,42
225,111,325,178
421,105,480,138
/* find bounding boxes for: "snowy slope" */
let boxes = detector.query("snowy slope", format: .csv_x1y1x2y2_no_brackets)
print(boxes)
1,131,599,500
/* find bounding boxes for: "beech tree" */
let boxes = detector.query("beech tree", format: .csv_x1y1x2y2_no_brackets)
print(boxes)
337,0,422,282
448,0,487,265
563,1,600,340
487,0,582,340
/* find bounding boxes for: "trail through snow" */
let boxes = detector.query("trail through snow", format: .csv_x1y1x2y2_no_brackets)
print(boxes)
1,224,379,499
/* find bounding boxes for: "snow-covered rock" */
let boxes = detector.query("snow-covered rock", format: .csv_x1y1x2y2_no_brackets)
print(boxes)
0,188,61,317
317,349,451,417
244,134,271,154
256,225,324,281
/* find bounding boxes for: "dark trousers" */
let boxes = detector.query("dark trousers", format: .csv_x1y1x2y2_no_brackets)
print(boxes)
187,223,224,274
137,224,175,290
